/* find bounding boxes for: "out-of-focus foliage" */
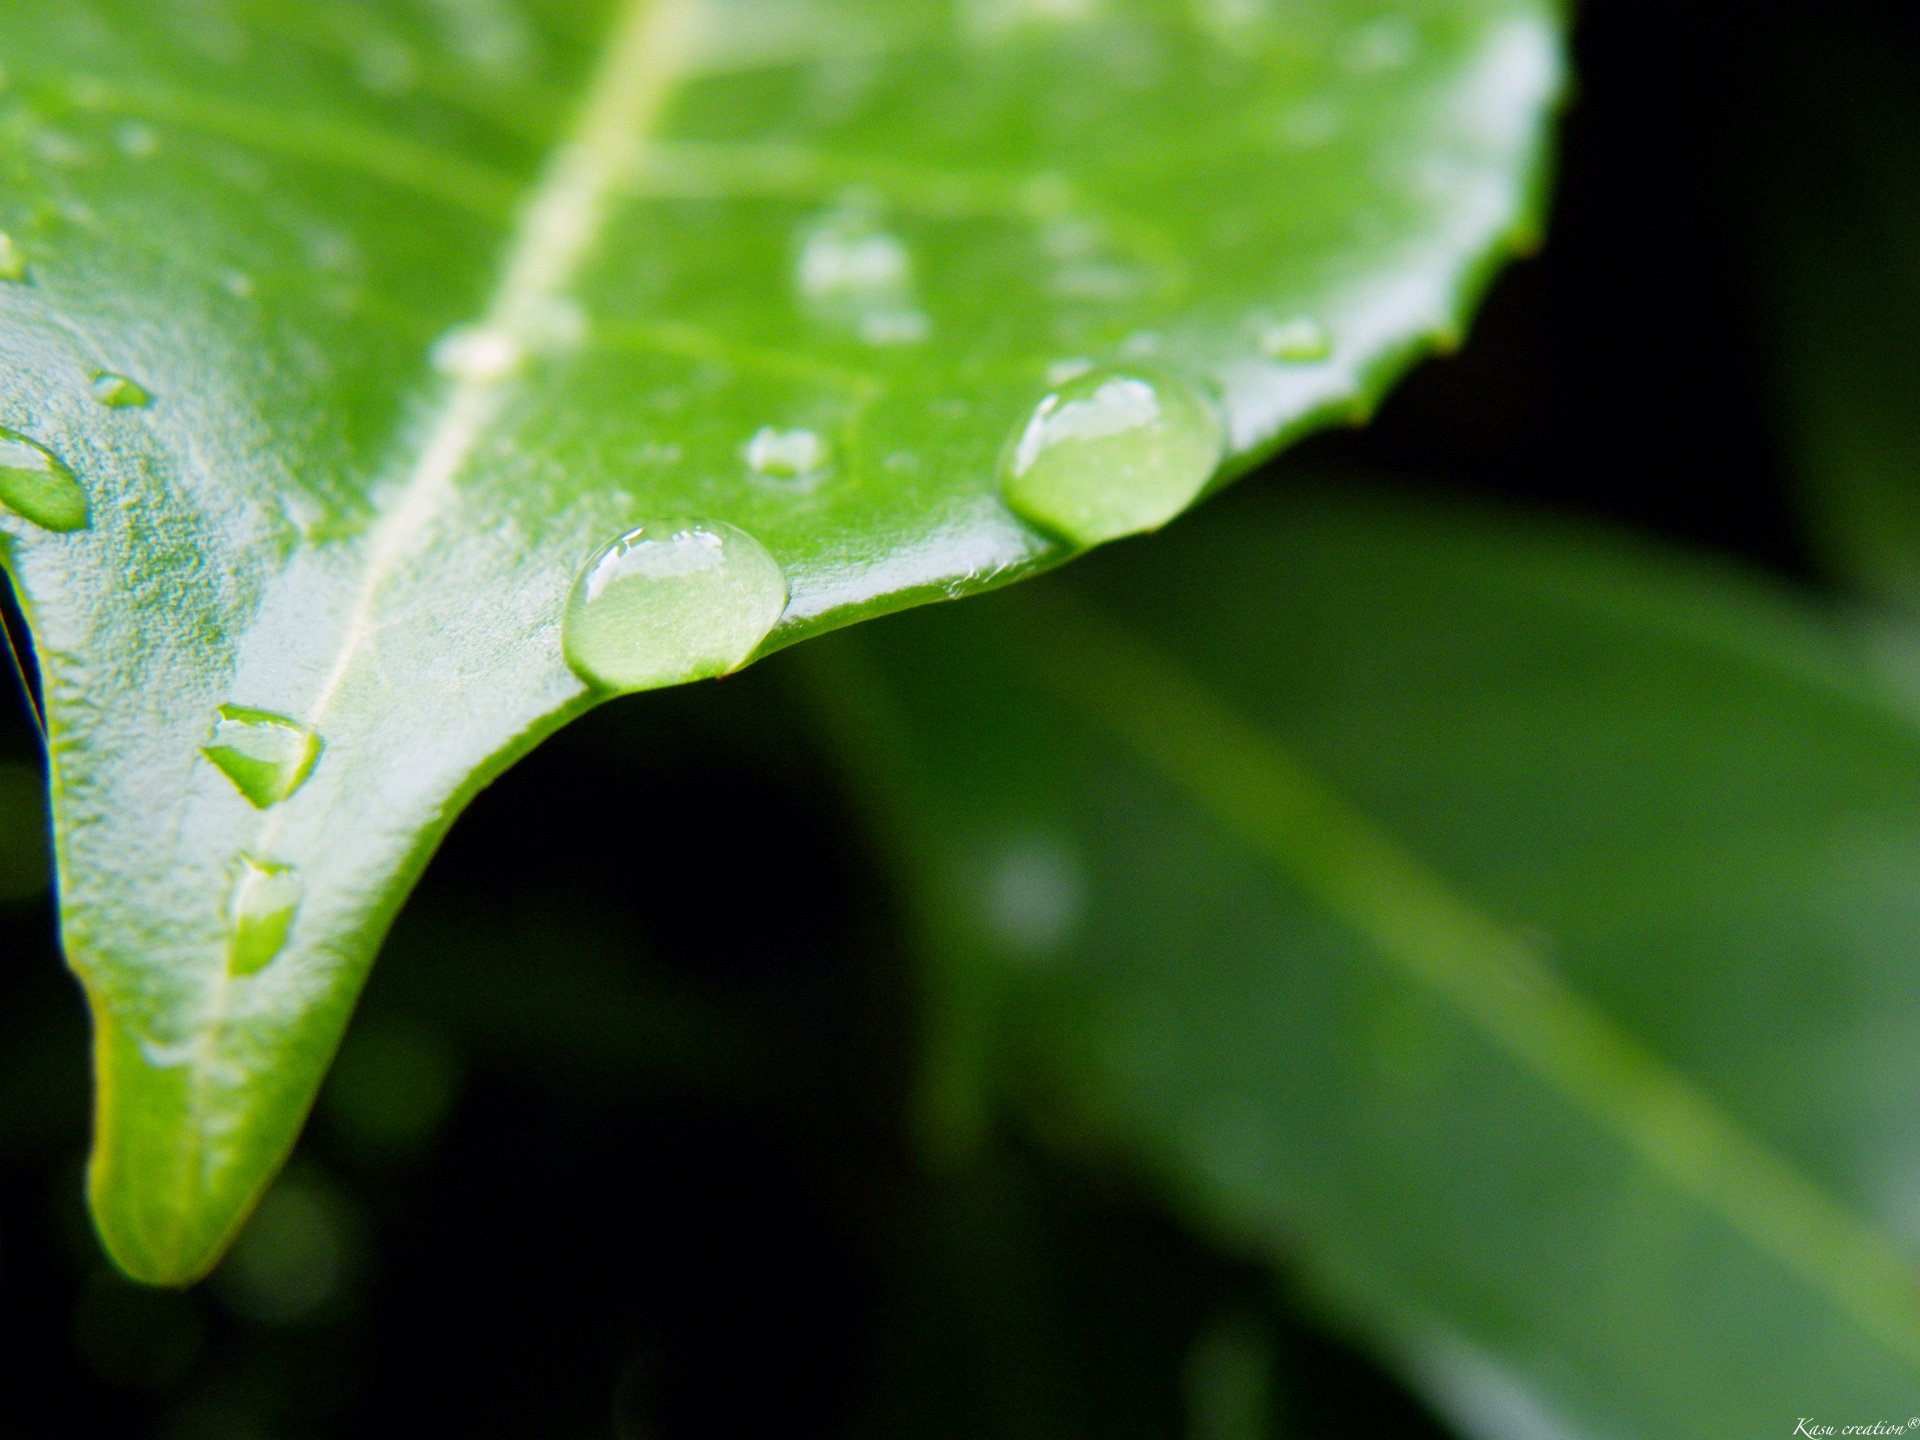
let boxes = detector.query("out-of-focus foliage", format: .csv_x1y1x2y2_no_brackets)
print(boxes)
0,0,1562,1284
1754,19,1920,613
818,487,1920,1438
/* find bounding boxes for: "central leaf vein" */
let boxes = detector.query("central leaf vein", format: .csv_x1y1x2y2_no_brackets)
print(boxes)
188,0,702,1176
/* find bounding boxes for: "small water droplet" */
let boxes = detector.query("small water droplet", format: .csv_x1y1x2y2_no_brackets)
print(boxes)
90,371,152,409
795,208,930,347
306,229,358,272
355,35,420,95
1345,16,1417,73
1274,100,1342,150
562,519,789,694
32,128,93,169
431,324,522,382
530,295,587,352
745,426,833,482
227,855,301,976
0,426,88,532
856,308,931,346
1257,316,1332,363
221,270,256,299
0,233,27,283
797,213,911,300
978,831,1085,961
999,367,1224,546
113,121,157,157
203,705,323,808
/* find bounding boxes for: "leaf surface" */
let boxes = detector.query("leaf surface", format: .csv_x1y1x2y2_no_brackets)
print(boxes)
816,486,1920,1436
0,0,1561,1280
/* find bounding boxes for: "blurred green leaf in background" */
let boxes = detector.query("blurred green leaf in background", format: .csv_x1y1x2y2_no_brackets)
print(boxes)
818,487,1920,1437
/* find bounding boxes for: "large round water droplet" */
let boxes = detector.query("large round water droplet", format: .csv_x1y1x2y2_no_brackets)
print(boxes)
562,519,789,694
228,855,302,976
999,367,1224,546
0,426,88,532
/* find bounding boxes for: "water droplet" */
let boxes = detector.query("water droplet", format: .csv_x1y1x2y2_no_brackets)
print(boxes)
227,855,301,976
856,308,931,346
355,35,420,95
795,208,930,347
221,270,256,299
978,831,1085,961
0,232,25,283
999,367,1224,545
203,705,323,808
32,128,93,169
1256,315,1332,363
745,426,832,481
90,371,152,409
0,426,88,532
1345,16,1417,73
113,121,157,157
1274,100,1342,150
562,519,789,694
797,213,911,300
431,324,522,382
530,295,587,352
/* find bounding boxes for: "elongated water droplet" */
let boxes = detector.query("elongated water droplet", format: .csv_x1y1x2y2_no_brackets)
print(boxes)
999,367,1224,546
228,855,301,976
203,705,323,808
562,519,788,694
1256,316,1332,364
90,371,152,409
0,427,88,532
0,232,25,283
745,426,832,482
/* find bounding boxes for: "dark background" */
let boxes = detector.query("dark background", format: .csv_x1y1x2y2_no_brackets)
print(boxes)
2,2,1912,1434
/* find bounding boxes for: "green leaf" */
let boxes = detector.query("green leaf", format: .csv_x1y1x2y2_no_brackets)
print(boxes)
0,0,1559,1282
814,486,1920,1436
0,0,1560,1282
